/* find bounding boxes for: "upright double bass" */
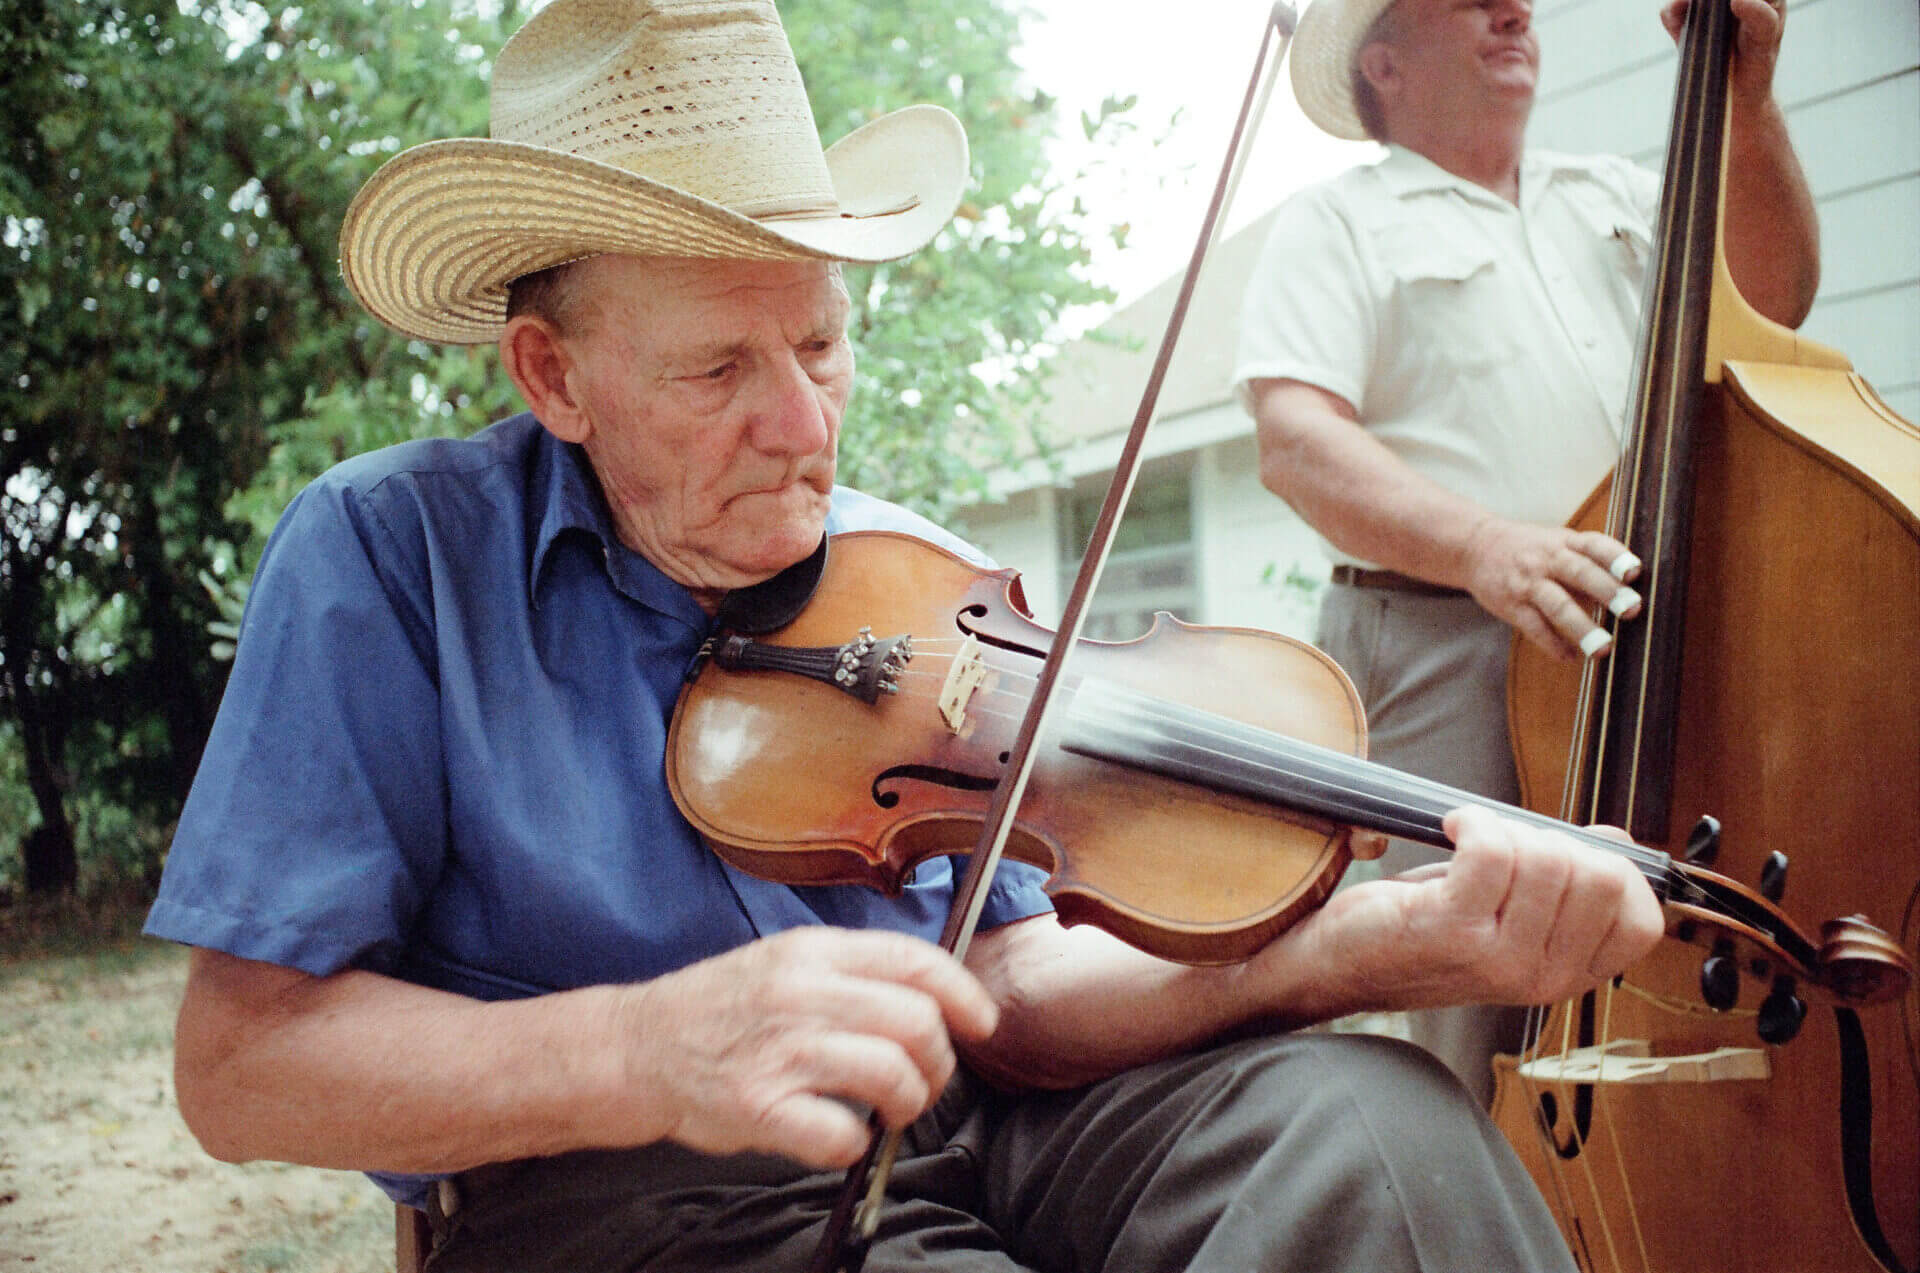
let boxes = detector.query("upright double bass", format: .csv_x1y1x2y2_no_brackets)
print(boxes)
1493,1,1920,1270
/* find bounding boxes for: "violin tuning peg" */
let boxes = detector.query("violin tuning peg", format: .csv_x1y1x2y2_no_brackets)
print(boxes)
1700,942,1740,1011
1758,851,1788,902
1684,815,1721,866
1756,978,1806,1045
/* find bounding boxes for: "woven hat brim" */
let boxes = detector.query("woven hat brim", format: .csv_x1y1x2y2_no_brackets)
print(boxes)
339,103,968,345
1290,0,1399,141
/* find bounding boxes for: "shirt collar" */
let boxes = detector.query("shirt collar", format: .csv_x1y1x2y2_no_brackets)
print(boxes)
1374,143,1579,211
523,418,710,629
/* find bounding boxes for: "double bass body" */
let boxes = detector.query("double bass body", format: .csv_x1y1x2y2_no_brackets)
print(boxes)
1496,359,1920,1273
1489,0,1918,1265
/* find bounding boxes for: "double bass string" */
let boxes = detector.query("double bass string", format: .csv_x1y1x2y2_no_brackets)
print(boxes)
1520,0,1737,1261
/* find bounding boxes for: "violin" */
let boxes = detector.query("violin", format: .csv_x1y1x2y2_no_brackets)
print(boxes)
668,530,1911,1011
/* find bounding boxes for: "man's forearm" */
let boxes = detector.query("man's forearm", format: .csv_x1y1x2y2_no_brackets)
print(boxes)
173,950,634,1173
1722,92,1820,327
1254,388,1494,588
960,917,1301,1091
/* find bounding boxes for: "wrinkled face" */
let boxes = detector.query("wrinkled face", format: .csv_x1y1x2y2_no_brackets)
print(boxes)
1369,0,1538,124
557,256,853,601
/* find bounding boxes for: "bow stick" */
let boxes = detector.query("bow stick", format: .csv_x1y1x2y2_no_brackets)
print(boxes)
807,5,1300,1269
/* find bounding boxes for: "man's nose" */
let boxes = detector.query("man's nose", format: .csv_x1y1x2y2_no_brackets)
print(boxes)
751,355,833,456
1494,0,1531,31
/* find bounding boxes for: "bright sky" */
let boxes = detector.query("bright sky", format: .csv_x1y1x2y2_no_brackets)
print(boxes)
1014,0,1378,307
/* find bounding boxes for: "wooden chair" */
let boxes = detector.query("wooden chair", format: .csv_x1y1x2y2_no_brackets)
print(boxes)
397,1202,432,1273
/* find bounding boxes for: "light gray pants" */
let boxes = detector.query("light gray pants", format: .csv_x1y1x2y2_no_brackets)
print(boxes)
1316,583,1533,1106
425,1032,1574,1272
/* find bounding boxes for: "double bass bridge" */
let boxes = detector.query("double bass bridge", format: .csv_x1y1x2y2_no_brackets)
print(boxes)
1514,1038,1771,1085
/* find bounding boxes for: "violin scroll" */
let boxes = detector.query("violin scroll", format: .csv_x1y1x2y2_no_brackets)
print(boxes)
1664,858,1913,1019
1818,916,1914,1007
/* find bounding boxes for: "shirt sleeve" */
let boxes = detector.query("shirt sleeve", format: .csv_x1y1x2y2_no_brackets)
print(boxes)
143,474,447,977
1232,184,1377,416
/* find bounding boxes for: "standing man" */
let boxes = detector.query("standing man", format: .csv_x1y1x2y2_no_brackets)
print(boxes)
146,1,1667,1268
1233,0,1818,1103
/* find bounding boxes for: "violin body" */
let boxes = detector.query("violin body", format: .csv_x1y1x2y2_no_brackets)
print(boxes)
1495,364,1920,1271
668,530,1371,965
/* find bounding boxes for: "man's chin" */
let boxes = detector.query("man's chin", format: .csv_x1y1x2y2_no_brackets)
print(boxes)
721,506,831,581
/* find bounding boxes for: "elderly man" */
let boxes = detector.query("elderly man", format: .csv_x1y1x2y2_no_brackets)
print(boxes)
1233,0,1817,1104
147,1,1665,1268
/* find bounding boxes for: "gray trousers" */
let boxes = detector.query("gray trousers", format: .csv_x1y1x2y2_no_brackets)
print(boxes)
425,1032,1574,1272
1315,584,1533,1106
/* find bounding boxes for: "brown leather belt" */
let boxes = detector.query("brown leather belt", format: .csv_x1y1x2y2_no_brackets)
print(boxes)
1329,565,1470,599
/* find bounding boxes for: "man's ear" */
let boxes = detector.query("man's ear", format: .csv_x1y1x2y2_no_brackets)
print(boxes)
1357,41,1399,103
500,315,591,444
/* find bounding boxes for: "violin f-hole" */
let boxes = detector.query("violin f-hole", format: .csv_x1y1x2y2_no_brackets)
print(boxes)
871,763,1000,809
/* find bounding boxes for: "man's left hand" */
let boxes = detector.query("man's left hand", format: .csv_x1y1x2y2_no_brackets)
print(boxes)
1284,805,1667,1010
1662,0,1786,101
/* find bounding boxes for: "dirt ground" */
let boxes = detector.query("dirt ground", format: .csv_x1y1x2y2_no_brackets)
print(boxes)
1,936,392,1273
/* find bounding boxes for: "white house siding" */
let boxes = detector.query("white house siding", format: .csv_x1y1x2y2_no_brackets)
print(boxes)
1531,0,1920,419
956,0,1919,636
963,485,1065,624
1192,430,1330,641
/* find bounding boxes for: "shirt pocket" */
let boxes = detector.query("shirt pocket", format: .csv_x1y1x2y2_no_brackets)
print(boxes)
1371,224,1515,374
1570,196,1654,305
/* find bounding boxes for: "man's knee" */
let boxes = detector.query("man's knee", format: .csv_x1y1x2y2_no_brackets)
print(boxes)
1226,1028,1464,1098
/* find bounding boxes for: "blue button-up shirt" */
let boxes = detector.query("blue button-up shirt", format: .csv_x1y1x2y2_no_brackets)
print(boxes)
145,413,1053,1204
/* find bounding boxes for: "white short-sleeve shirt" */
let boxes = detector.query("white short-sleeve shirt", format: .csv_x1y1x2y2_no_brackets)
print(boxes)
1233,144,1660,568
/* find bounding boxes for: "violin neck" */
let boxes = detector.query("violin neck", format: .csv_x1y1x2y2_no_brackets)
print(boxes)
1060,677,1675,894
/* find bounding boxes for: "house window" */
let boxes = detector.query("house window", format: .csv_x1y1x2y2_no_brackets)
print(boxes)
1060,463,1197,642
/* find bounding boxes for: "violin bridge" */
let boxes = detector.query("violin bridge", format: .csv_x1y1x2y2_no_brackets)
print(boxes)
938,635,987,734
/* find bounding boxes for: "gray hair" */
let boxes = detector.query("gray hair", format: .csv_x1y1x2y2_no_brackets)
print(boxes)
1351,2,1406,143
505,258,593,335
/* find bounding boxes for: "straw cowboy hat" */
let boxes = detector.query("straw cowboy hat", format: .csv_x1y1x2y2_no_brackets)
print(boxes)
1288,0,1400,141
339,0,970,344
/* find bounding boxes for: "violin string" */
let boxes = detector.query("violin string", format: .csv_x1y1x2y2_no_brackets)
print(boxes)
1077,678,1680,879
885,645,1681,883
903,654,1465,842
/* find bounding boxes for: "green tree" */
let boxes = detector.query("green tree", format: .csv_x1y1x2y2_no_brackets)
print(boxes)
1,0,506,892
3,0,1120,895
783,0,1118,522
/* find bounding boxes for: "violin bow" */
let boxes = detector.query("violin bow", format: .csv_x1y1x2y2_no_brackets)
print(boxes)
807,5,1300,1269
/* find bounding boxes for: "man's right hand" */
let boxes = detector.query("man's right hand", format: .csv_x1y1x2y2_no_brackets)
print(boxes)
1248,379,1641,658
606,927,999,1169
1461,515,1642,660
